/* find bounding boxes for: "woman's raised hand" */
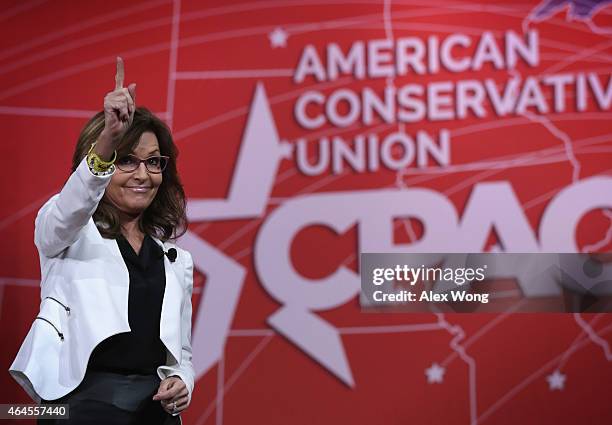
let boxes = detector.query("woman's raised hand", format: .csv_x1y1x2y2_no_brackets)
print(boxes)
95,57,137,160
103,57,136,140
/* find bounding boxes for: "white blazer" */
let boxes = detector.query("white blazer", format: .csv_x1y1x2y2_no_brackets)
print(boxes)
9,158,195,409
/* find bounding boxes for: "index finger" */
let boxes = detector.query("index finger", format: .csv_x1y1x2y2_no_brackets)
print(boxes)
115,56,124,90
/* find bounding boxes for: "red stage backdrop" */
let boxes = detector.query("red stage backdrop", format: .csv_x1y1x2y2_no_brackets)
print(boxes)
1,1,612,424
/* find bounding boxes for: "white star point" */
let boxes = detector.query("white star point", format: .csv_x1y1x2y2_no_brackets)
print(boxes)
268,27,288,48
279,140,294,159
425,363,445,384
546,370,566,391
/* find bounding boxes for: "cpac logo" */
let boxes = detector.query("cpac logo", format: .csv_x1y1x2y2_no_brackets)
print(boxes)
179,82,612,387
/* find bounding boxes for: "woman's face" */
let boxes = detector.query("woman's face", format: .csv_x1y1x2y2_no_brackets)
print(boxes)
105,131,163,216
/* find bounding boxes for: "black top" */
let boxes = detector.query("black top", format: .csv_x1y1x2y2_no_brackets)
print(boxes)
87,234,167,375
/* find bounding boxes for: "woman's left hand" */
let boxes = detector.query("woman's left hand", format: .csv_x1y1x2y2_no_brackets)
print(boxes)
153,376,190,415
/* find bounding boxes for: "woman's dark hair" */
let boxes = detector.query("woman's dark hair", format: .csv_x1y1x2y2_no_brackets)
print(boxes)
72,107,187,241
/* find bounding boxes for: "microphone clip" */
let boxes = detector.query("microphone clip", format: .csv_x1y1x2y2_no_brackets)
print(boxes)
160,247,177,263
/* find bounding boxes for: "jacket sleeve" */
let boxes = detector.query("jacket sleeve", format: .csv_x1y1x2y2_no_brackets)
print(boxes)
158,249,196,413
35,158,113,258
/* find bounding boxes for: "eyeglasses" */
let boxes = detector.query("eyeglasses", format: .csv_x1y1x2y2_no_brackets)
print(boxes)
115,154,169,174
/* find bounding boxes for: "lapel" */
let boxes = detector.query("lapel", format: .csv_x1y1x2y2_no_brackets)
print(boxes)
101,234,130,276
151,236,184,364
89,219,129,283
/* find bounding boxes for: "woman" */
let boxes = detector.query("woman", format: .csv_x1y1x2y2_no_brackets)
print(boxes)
9,57,195,424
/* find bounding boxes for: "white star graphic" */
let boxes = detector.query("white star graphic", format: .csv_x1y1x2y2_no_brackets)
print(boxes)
425,363,445,384
268,27,288,48
546,370,566,391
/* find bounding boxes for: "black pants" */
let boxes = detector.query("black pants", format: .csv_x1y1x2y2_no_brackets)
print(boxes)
38,370,180,425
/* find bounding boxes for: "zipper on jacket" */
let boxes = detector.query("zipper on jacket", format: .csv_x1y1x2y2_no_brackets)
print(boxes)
45,296,70,316
34,317,64,341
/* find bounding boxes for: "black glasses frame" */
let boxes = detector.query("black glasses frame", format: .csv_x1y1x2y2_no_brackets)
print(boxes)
115,154,170,174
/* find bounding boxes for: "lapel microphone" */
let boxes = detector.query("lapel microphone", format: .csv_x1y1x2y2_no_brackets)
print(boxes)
159,247,177,263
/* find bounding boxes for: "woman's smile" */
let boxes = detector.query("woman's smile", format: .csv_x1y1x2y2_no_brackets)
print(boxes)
126,185,152,193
